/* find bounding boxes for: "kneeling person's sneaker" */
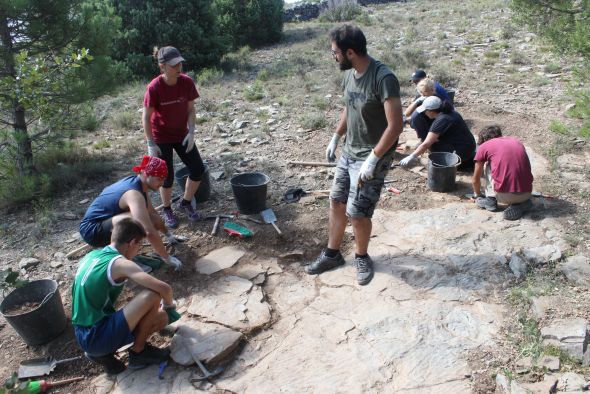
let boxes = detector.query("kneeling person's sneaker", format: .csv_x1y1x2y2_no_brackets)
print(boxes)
475,196,497,211
178,200,201,221
128,344,170,370
85,352,126,375
355,255,374,285
162,207,178,229
305,250,345,275
503,199,533,221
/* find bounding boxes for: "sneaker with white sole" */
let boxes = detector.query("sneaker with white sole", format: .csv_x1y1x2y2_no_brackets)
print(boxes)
305,250,345,275
355,255,374,285
178,201,201,221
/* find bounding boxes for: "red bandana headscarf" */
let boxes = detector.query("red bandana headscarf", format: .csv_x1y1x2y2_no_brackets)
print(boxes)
132,156,168,178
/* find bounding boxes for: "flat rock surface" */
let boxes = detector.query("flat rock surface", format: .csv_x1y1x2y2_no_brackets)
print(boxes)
194,246,245,275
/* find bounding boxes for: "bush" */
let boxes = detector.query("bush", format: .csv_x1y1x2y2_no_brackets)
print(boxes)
548,120,568,135
319,3,363,22
214,0,283,50
299,112,327,130
113,110,136,130
510,50,528,65
196,67,224,86
243,81,265,101
221,46,252,73
112,0,224,77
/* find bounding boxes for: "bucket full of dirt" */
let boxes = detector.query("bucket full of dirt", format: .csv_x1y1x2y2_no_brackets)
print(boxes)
230,172,269,214
427,152,461,192
0,279,67,346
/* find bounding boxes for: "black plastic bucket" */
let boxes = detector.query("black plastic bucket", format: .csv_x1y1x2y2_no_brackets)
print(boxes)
427,152,461,192
0,279,67,346
230,172,269,214
175,164,211,203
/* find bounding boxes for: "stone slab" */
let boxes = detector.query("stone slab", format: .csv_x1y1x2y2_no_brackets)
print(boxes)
195,246,245,275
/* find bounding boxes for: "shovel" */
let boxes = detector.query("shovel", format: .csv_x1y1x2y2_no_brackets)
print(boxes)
261,208,282,235
18,356,82,379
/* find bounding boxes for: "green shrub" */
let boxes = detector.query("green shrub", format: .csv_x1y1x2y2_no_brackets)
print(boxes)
544,63,561,73
548,120,568,135
79,105,100,132
484,50,501,59
299,112,327,130
243,81,265,101
257,69,270,81
93,139,111,150
404,26,419,43
312,96,329,110
113,110,136,130
214,0,283,50
510,50,528,65
532,75,550,86
221,46,252,73
569,89,590,138
196,67,224,86
431,64,459,88
319,3,363,22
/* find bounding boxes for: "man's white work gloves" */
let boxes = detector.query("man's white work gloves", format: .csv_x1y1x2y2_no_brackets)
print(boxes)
359,151,380,182
147,140,161,157
182,125,195,153
399,153,417,167
165,255,182,271
326,133,341,162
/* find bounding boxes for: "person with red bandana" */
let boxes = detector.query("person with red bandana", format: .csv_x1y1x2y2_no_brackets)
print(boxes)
142,46,205,229
80,156,182,270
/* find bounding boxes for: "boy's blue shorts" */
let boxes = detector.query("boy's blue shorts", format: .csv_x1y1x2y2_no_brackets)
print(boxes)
74,310,135,357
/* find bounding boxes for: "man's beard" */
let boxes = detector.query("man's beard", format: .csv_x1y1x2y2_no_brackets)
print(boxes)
339,54,353,71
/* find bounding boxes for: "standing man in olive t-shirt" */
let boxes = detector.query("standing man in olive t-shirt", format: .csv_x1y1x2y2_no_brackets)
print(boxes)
305,24,403,285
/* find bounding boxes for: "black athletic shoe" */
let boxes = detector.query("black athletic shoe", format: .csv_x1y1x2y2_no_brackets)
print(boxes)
503,199,533,221
305,250,345,275
85,352,126,375
128,344,170,370
355,255,374,286
475,196,497,211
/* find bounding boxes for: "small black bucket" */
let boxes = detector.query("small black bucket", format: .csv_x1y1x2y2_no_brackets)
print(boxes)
427,152,461,192
175,164,211,203
230,172,269,214
0,279,67,346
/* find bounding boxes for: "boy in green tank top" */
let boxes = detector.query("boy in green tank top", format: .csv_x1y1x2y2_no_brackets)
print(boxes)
72,218,180,374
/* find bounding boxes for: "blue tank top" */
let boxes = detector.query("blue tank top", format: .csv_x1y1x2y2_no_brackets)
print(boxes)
80,176,147,237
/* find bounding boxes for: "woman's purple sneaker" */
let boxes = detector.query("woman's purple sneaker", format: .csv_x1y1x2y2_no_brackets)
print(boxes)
162,207,178,228
178,201,200,221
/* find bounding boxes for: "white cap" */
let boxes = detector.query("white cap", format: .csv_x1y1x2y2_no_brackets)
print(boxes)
416,96,442,113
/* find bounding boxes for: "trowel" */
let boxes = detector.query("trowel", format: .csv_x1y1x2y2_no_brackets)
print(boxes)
18,356,82,379
261,208,282,235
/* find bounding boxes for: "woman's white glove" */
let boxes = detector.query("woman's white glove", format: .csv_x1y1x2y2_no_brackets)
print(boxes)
359,151,380,182
147,140,161,157
325,133,341,162
182,125,195,153
399,153,417,167
165,255,182,271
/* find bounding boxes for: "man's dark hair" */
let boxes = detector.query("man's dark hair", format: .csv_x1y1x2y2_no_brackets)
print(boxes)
478,125,503,145
430,100,454,114
329,24,367,56
111,218,146,245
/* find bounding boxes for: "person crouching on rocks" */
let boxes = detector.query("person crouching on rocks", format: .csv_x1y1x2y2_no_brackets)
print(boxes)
72,218,181,375
472,125,534,220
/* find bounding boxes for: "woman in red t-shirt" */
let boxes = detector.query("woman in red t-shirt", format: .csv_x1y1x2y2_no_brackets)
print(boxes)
142,46,205,228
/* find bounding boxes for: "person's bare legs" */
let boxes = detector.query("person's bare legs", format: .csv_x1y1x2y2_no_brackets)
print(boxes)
122,290,168,352
351,217,371,255
160,186,173,207
184,179,200,202
327,200,347,250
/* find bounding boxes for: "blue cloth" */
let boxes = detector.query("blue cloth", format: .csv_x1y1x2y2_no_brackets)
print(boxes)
434,82,450,102
80,176,146,245
74,309,134,357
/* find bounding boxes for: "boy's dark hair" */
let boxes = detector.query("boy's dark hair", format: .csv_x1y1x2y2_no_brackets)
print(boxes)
329,24,367,56
478,125,503,145
111,218,146,245
430,99,454,114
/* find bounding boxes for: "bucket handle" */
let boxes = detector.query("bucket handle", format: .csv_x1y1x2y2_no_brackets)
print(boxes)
431,153,462,168
39,290,56,307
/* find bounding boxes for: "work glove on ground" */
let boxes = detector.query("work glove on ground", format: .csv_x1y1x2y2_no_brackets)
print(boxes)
165,255,182,271
182,125,195,153
325,133,341,162
399,153,417,167
162,301,181,324
359,151,380,182
147,140,162,157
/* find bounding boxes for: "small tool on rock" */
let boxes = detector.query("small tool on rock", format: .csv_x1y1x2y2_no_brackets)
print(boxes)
261,208,282,235
211,216,221,236
18,356,82,379
183,337,224,381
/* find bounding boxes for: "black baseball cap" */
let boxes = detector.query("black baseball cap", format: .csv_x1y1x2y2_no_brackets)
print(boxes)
157,46,185,66
409,69,427,82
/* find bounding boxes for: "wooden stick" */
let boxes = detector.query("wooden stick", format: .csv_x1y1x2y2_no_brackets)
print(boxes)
287,161,336,167
66,244,91,259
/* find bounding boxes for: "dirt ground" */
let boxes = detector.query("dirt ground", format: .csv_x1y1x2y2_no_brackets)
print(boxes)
0,0,589,392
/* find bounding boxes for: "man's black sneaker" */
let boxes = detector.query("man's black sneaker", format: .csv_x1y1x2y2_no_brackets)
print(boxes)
355,255,374,285
305,250,345,275
128,344,170,370
503,199,533,221
85,352,126,375
475,196,497,211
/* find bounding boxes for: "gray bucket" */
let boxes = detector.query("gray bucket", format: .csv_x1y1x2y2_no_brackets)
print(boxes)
230,172,269,214
175,164,211,203
0,279,67,346
427,152,461,192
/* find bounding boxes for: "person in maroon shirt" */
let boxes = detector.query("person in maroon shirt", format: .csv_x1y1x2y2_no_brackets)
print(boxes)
472,125,534,220
142,46,205,228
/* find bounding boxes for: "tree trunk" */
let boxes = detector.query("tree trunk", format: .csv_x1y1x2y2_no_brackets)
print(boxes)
0,13,35,176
